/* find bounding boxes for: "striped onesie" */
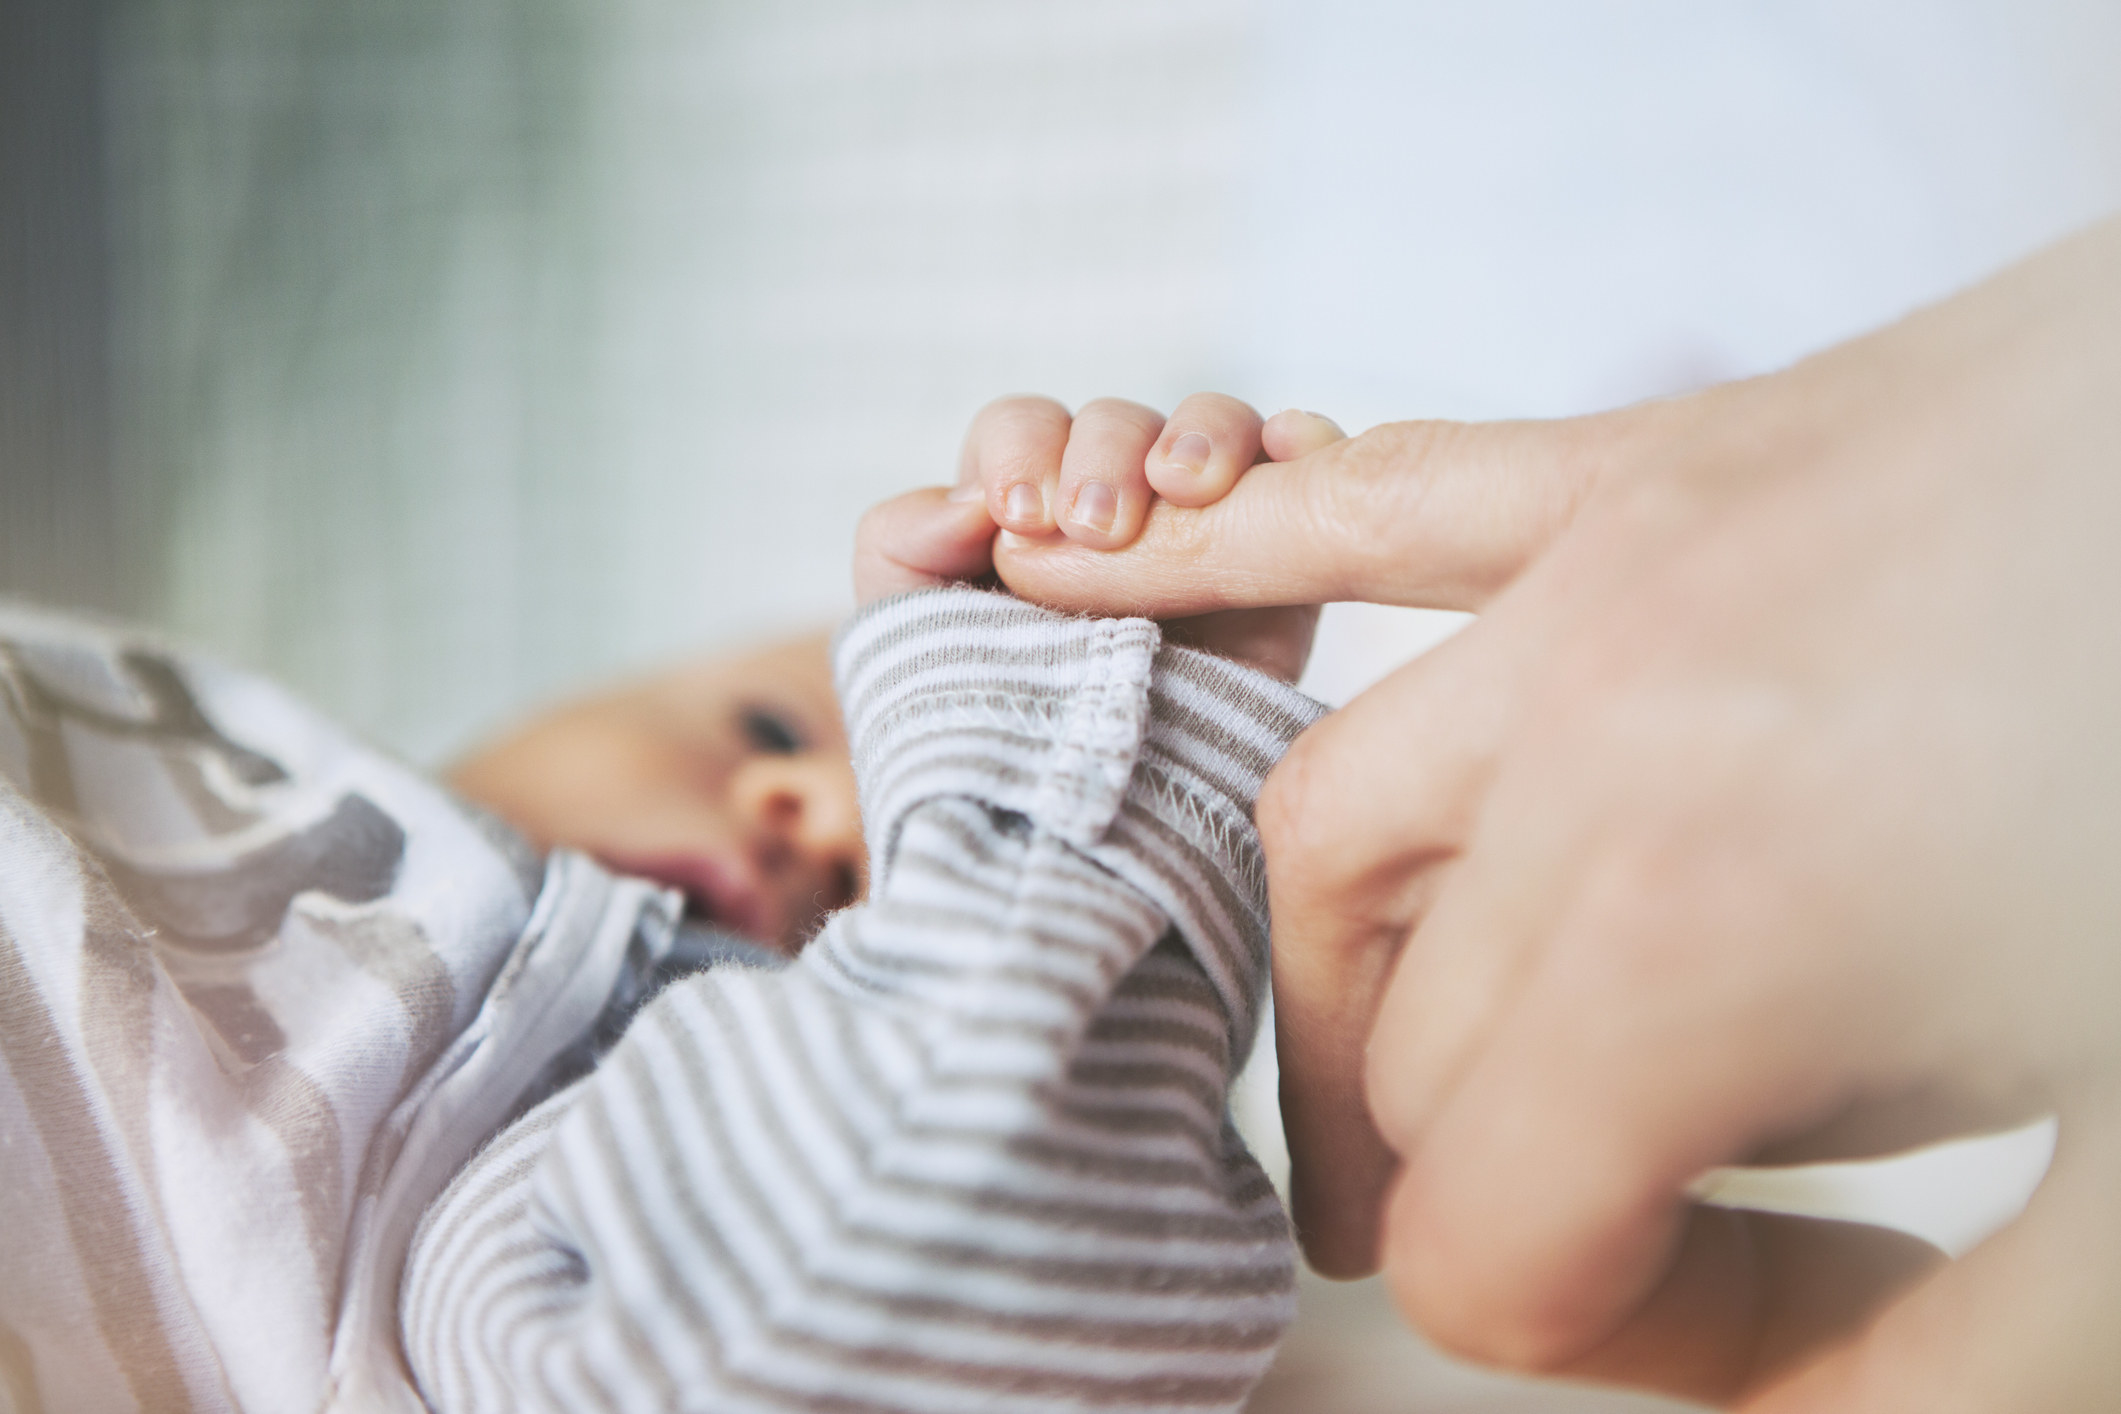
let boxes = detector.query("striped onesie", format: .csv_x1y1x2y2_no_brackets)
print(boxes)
0,587,1325,1412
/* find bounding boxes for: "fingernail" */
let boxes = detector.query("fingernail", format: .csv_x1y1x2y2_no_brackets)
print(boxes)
946,481,984,503
1165,431,1212,476
1004,482,1044,525
1069,481,1117,534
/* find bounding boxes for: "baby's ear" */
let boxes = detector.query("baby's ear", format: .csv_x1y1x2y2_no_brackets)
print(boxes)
852,487,999,604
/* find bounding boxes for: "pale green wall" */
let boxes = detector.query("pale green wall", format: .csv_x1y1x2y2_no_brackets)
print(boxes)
101,0,1256,763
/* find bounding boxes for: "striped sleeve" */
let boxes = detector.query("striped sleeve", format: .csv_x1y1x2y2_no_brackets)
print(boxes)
400,588,1329,1414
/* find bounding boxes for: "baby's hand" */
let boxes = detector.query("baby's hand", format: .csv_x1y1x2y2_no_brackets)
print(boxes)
963,394,1346,679
856,395,1345,681
852,482,999,605
964,396,1350,635
964,393,1346,550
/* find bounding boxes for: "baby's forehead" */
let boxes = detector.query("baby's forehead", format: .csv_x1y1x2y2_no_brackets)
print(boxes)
722,629,833,682
700,629,841,720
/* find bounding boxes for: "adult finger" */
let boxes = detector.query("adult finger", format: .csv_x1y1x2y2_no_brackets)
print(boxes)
1743,1088,2051,1169
1546,1209,1940,1404
1744,1108,2121,1413
1055,397,1166,549
995,406,1643,618
1151,407,1345,679
852,487,997,604
960,394,1073,536
1263,623,1522,1276
1383,1200,1940,1404
1144,393,1267,507
1373,880,1893,1383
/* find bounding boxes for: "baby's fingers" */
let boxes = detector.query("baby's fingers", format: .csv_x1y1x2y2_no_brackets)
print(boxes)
1146,394,1269,508
961,395,1072,535
853,487,996,605
1054,398,1165,548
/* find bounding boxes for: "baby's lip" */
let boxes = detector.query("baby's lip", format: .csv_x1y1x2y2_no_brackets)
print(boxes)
604,849,774,945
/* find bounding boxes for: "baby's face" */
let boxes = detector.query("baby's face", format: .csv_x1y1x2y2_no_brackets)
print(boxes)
449,633,861,953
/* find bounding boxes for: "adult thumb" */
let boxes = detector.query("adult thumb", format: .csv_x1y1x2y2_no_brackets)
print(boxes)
991,408,1636,619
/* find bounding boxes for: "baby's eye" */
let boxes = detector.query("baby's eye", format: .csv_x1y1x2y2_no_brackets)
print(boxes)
739,707,805,755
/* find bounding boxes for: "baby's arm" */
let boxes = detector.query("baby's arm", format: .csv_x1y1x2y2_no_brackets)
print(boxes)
400,580,1326,1412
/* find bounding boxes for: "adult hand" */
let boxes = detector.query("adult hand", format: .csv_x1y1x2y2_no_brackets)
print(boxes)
984,219,2121,1409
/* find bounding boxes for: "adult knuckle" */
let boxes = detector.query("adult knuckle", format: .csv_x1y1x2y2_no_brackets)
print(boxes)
1561,823,1730,999
1262,715,1447,919
1358,420,1472,515
1330,417,1622,597
1290,425,1444,583
1313,422,1416,498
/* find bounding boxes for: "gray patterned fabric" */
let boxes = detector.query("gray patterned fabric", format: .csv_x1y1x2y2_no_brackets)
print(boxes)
402,589,1325,1412
0,588,1324,1413
0,599,678,1413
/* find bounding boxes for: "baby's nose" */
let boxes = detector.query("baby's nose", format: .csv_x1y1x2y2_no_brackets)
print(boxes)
730,753,866,906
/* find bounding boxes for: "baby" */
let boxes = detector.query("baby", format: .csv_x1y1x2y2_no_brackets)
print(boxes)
0,394,1335,1414
447,392,1343,952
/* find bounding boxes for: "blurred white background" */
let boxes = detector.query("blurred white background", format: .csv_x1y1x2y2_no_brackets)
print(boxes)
36,1,2121,1407
99,0,2121,766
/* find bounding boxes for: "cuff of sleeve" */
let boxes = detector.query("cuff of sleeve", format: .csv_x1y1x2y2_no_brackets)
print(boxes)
834,586,1326,910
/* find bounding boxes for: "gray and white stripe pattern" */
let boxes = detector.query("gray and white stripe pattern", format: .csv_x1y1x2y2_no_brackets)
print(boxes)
402,588,1327,1413
0,601,681,1414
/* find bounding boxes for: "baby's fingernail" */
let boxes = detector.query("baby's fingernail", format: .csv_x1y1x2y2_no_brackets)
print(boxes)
1068,481,1117,534
1165,431,1212,476
1004,482,1044,525
946,480,985,503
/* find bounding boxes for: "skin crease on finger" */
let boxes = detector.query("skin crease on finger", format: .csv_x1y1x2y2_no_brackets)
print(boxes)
984,221,2121,1409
